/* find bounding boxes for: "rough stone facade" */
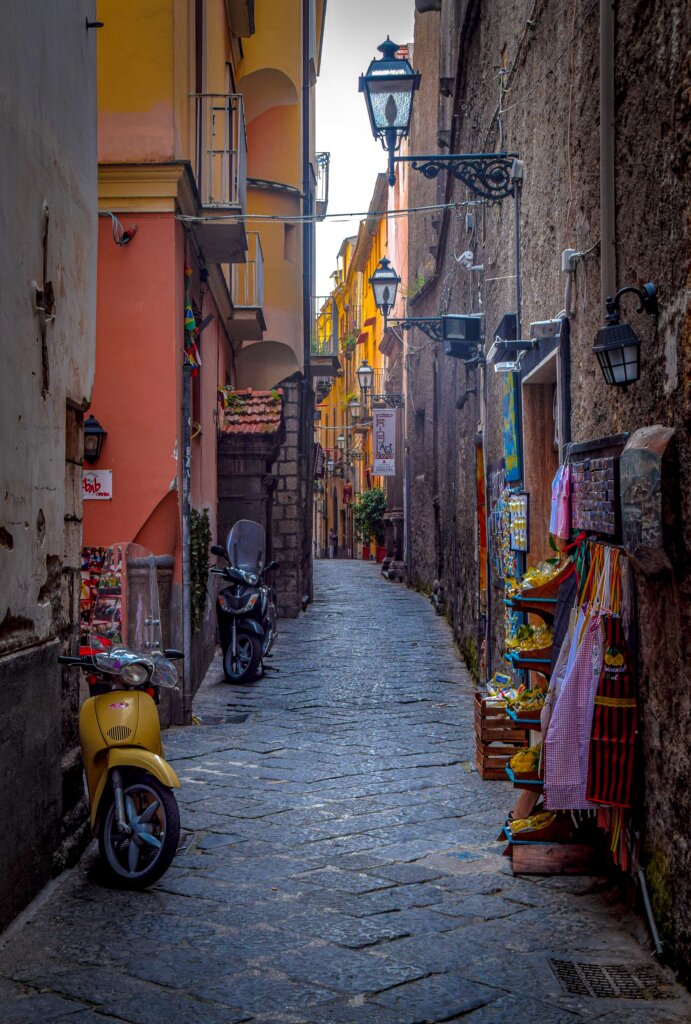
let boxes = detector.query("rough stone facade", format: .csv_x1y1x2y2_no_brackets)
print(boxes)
271,374,314,617
0,3,97,930
408,0,691,979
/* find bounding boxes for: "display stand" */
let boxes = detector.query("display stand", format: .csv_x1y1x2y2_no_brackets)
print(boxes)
499,560,602,876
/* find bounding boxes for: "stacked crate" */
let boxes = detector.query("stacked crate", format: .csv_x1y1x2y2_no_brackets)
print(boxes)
474,691,529,779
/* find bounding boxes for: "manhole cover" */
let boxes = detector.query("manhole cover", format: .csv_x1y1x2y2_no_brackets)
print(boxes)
548,959,677,1000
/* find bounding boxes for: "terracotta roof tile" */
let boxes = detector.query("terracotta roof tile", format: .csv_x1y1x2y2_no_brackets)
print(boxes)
218,387,283,435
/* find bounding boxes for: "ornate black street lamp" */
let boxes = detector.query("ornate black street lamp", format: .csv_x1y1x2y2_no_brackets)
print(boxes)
358,38,420,188
369,257,483,359
360,39,519,200
83,414,107,463
593,283,657,388
369,257,400,318
356,358,374,395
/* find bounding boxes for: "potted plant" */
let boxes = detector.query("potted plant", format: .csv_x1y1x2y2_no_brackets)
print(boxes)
342,334,357,360
352,487,387,561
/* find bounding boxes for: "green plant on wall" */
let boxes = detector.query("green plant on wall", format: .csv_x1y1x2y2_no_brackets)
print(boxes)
190,507,211,633
352,487,387,545
342,333,357,353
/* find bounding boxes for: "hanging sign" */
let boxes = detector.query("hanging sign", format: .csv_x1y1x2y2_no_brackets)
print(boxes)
373,409,396,476
502,373,521,482
82,469,113,500
313,443,325,479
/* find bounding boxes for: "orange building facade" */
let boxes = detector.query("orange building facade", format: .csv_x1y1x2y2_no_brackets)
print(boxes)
87,0,326,716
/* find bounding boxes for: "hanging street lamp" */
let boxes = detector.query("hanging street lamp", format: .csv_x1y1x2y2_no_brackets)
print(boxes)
83,414,107,463
348,395,361,420
356,358,374,395
336,433,346,452
369,257,484,361
360,39,520,200
593,283,657,388
369,257,400,319
358,38,421,188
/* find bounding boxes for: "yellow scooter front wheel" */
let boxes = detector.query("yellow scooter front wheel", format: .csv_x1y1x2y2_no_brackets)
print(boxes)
98,770,180,888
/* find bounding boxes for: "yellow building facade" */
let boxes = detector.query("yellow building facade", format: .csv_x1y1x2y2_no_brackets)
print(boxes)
315,174,400,559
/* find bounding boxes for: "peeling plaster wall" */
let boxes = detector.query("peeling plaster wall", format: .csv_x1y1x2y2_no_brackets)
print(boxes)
409,0,691,975
0,2,97,930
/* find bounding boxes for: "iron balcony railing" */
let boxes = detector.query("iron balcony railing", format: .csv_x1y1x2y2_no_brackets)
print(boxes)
312,295,338,357
231,232,264,308
193,93,247,210
315,152,330,221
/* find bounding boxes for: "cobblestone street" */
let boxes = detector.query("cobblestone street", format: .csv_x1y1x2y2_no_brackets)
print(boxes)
1,562,689,1023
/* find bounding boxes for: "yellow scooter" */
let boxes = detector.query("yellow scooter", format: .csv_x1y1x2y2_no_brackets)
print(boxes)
60,543,182,888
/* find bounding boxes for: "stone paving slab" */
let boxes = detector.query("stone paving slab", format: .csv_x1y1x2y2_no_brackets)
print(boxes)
0,561,689,1023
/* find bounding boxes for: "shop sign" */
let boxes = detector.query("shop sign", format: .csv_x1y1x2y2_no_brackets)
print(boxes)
502,373,521,482
373,409,396,476
83,469,113,500
314,443,325,479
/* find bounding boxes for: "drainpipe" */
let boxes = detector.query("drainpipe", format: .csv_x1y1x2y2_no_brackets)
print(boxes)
181,361,192,723
302,0,312,388
600,0,616,307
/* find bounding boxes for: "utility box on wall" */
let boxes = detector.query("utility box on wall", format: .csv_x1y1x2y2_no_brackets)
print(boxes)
620,425,676,575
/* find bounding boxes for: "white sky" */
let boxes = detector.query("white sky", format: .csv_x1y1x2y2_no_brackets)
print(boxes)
315,0,416,298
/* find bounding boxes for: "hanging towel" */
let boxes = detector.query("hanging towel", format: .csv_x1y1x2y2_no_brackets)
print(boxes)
544,612,603,810
586,614,637,807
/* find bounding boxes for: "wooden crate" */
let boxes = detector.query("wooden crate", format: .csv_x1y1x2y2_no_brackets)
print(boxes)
474,691,529,744
511,842,601,875
476,739,527,780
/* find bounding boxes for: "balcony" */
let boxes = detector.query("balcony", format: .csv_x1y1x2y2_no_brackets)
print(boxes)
228,232,266,342
192,93,247,264
315,152,330,221
310,296,340,377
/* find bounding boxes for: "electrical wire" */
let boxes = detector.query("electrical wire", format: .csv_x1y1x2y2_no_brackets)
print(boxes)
498,0,598,116
99,210,137,246
176,200,467,227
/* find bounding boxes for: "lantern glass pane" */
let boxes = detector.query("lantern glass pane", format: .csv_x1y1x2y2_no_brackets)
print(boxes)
366,75,414,132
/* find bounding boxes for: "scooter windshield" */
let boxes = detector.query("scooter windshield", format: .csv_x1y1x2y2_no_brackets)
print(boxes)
225,520,266,574
87,543,178,688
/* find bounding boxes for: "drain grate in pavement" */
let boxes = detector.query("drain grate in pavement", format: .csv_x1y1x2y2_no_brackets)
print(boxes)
548,959,677,1000
195,712,253,725
176,830,205,856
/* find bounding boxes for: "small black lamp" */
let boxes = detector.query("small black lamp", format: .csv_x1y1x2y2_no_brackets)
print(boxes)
369,257,401,320
83,414,107,463
593,283,657,388
356,358,374,395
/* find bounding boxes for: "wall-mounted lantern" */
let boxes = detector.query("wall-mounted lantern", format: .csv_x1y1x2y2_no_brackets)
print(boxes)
337,433,346,452
369,257,401,318
358,38,420,187
356,358,374,395
593,283,657,388
349,395,362,420
360,38,520,200
83,414,107,463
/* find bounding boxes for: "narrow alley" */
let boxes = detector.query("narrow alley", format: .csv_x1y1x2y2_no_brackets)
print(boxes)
1,562,688,1024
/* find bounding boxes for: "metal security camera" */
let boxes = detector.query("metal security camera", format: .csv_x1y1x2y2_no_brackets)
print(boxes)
530,319,563,339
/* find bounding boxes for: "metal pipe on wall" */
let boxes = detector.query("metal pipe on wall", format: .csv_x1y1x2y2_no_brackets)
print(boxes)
600,0,617,307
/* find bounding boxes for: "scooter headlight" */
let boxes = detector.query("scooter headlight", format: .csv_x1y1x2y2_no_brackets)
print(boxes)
120,662,150,686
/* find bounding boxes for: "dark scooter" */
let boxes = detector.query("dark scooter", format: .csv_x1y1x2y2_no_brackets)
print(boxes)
211,519,278,683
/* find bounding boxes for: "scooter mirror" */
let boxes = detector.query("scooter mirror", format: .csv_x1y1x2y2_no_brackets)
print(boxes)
164,648,184,660
210,544,226,558
264,560,280,572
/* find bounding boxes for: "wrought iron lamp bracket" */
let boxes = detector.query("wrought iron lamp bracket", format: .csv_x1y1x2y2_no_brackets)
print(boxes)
371,394,405,408
388,317,443,341
394,152,518,204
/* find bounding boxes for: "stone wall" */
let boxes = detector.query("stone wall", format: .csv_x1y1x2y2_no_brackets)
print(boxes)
409,0,691,977
0,2,97,930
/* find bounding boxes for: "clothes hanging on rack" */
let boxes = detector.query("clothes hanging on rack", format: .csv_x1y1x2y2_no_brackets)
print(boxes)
586,612,637,807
